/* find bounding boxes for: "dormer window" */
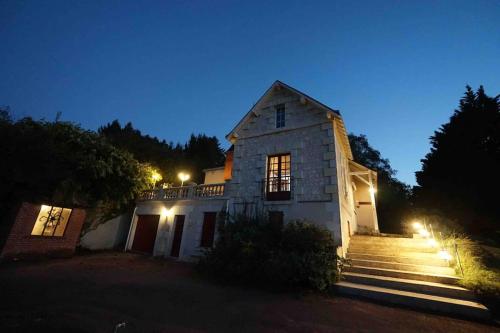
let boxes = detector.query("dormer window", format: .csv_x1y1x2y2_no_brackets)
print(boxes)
275,104,285,128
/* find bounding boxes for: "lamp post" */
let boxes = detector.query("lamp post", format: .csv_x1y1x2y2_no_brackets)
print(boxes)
178,172,190,187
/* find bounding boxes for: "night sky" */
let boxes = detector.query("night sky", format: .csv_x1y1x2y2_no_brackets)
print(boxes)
1,0,499,185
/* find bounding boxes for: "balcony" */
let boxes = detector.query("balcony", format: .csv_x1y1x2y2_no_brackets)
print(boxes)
138,183,226,201
262,176,294,201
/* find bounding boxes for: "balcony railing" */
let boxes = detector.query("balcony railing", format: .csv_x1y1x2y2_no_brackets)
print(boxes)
138,183,226,201
261,176,294,201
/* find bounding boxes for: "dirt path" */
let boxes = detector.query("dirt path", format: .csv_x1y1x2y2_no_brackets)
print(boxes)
0,252,498,332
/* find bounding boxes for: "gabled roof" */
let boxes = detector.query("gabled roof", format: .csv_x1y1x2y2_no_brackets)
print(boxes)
226,80,353,159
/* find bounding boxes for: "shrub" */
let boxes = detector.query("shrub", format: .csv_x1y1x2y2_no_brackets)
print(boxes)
197,212,341,291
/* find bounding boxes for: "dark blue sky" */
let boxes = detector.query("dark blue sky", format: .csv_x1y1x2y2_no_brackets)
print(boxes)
1,1,499,185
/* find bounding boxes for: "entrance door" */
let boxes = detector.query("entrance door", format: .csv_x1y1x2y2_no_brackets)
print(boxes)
170,215,185,257
131,215,160,254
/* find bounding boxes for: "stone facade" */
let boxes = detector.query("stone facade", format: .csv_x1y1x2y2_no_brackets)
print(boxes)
227,87,350,247
127,81,378,260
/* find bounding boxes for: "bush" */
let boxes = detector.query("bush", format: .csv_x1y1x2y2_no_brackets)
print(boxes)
197,212,341,291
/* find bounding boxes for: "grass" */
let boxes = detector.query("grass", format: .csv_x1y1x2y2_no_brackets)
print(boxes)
442,234,500,316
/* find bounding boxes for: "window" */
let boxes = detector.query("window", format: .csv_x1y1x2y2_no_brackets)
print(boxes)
275,104,285,128
200,212,217,248
31,205,72,237
266,153,291,201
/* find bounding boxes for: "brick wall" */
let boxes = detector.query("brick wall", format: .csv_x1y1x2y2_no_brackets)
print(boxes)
1,202,86,260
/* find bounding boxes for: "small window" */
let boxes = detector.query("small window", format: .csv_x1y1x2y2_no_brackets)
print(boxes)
275,104,285,128
31,205,72,237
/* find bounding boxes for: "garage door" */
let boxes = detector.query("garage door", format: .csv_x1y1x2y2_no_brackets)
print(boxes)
131,215,160,254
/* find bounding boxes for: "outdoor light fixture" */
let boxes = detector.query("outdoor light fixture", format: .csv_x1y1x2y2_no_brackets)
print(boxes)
418,229,430,237
369,186,377,195
412,222,423,230
439,250,452,261
161,207,173,218
427,238,437,247
178,172,190,186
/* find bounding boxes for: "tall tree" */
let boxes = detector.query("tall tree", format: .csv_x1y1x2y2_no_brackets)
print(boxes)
349,134,411,233
99,121,225,185
415,86,500,234
0,113,153,245
183,134,225,183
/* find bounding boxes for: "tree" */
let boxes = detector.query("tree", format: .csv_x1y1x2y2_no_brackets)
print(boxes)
183,134,225,183
99,121,225,184
0,114,152,244
415,86,500,234
349,134,411,233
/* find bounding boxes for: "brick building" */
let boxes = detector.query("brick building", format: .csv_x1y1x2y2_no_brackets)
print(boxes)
1,202,86,260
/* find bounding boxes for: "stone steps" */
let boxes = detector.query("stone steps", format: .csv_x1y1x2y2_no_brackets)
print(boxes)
348,258,456,276
342,272,476,301
334,282,489,320
344,265,459,284
348,244,438,253
335,234,490,320
347,252,449,267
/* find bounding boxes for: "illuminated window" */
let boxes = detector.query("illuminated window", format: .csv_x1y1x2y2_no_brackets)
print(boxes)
31,205,72,237
275,104,285,128
266,153,291,200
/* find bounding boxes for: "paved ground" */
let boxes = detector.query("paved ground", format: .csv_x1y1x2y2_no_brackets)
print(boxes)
0,252,498,333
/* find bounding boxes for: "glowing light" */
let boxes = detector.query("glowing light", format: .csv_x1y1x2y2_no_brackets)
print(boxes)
412,222,423,230
161,207,173,218
427,238,437,247
178,172,190,186
151,169,162,188
418,229,430,237
369,186,377,195
439,250,452,261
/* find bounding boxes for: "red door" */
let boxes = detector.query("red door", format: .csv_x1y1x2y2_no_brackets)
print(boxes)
131,215,160,254
170,215,185,257
200,212,217,248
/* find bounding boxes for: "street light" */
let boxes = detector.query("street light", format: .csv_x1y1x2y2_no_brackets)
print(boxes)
178,172,190,187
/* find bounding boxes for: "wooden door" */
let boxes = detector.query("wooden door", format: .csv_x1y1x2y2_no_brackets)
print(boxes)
131,215,160,254
170,215,185,257
200,212,217,248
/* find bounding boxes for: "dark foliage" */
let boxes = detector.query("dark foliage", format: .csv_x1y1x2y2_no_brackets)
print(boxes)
99,120,225,184
197,213,340,291
0,112,151,246
415,86,500,235
349,134,411,233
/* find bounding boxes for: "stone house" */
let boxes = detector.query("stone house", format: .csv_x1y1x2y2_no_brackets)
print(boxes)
125,81,378,261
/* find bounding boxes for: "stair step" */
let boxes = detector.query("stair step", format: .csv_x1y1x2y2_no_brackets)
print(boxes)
349,259,456,276
344,265,459,284
342,272,476,301
347,253,449,267
348,245,438,254
334,282,489,320
351,235,429,245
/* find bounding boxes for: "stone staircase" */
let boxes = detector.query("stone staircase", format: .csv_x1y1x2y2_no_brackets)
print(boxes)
335,234,490,320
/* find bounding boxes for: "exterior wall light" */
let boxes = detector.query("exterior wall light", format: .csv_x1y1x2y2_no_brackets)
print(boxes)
178,172,190,186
